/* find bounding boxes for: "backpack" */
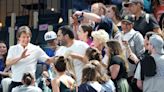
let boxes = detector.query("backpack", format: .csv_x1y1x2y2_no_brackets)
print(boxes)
140,54,157,80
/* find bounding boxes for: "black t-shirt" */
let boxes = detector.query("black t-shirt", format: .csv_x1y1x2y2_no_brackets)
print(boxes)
108,55,128,81
133,12,160,37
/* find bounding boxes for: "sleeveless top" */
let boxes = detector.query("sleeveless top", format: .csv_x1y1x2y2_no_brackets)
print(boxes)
59,81,76,92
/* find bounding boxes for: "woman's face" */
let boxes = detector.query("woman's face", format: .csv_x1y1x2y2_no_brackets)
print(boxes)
106,7,115,19
93,37,101,49
0,42,7,56
78,26,87,41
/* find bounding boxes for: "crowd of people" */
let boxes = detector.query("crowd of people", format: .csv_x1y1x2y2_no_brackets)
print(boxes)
0,0,164,92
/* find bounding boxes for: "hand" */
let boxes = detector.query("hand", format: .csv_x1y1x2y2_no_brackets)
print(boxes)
122,40,129,47
42,71,49,78
129,53,139,64
73,11,82,17
71,15,79,25
20,49,30,59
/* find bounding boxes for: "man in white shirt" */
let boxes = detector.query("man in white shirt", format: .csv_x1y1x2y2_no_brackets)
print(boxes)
6,26,52,92
57,25,89,85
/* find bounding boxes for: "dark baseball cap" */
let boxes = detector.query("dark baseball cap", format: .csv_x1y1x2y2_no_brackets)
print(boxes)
122,15,134,24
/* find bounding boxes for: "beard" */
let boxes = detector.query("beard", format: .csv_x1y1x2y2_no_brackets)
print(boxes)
58,40,67,46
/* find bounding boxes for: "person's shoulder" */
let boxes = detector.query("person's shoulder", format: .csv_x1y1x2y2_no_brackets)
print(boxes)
66,75,76,83
11,85,23,92
101,16,112,21
100,16,113,24
11,86,19,92
28,43,44,51
75,40,89,47
9,44,19,49
31,86,42,92
79,83,97,92
111,55,123,64
8,44,21,52
26,86,42,92
28,43,39,48
132,29,143,38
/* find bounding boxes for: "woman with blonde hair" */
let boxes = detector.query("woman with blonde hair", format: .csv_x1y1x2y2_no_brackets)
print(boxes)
106,40,130,92
78,63,104,92
90,60,116,92
91,29,109,57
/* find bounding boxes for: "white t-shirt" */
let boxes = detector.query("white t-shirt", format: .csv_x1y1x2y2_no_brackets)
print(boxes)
56,40,89,85
12,85,42,92
55,46,67,56
7,43,49,82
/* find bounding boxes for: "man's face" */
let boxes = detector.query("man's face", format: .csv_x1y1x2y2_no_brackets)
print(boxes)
128,3,139,14
57,30,67,46
121,21,133,33
18,32,31,47
47,39,58,49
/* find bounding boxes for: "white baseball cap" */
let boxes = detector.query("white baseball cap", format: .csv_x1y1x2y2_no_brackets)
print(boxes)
44,31,57,41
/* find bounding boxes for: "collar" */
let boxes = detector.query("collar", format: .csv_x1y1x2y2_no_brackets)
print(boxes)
18,43,30,49
135,11,146,20
122,29,136,41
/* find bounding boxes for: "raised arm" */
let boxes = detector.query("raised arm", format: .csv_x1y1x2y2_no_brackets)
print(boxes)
73,11,101,23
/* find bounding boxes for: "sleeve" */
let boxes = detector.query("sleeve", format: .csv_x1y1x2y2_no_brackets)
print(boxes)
78,83,96,92
149,14,160,29
134,62,141,80
78,84,87,92
79,41,89,55
6,46,15,59
134,32,145,57
98,16,113,35
110,56,122,66
37,46,50,62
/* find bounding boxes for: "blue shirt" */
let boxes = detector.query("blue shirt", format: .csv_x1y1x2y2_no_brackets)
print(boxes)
0,59,5,71
43,48,55,57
